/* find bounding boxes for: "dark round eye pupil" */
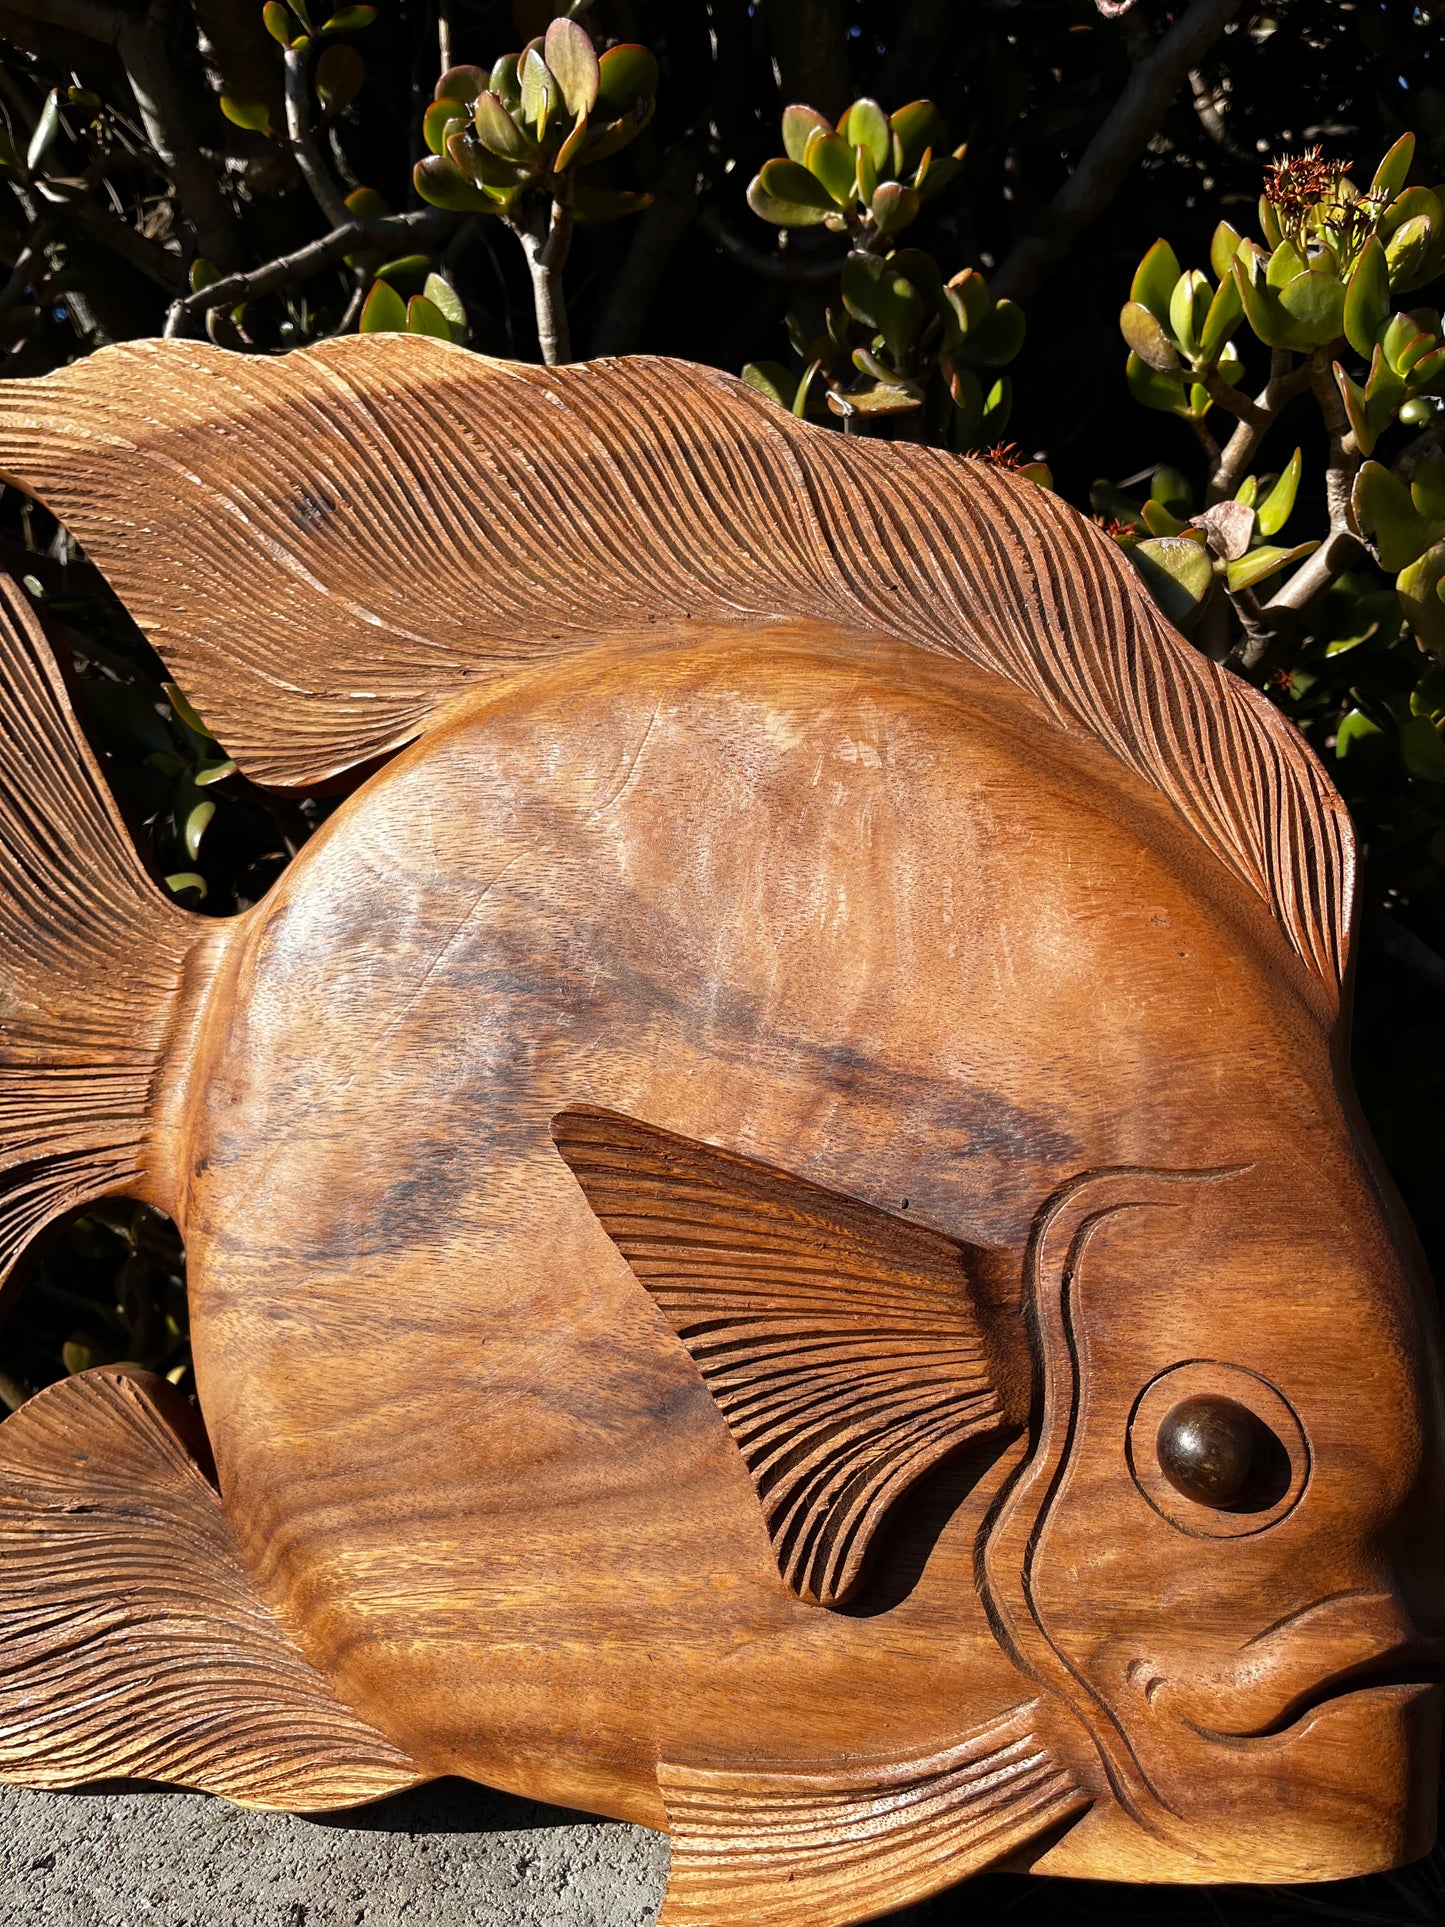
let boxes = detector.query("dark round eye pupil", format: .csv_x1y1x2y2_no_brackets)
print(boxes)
1156,1394,1267,1509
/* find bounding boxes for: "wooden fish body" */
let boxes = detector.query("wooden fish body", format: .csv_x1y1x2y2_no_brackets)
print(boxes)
0,340,1440,1927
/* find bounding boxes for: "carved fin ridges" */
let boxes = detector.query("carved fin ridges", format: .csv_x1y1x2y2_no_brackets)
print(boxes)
0,578,200,1297
658,1701,1089,1926
0,337,1350,985
0,1369,427,1811
553,1107,1014,1607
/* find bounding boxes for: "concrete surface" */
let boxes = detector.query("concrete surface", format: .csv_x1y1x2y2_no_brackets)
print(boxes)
0,1779,671,1927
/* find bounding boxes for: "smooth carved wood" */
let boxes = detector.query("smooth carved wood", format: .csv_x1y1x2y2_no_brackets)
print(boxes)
552,1105,1028,1606
0,337,1439,1920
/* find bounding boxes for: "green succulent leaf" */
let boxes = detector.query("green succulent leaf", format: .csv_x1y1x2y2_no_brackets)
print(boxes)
413,153,500,213
1129,536,1214,624
1354,459,1436,570
1120,299,1179,371
263,2,293,45
945,267,989,336
1276,269,1345,348
1225,539,1319,593
1150,466,1193,517
315,42,364,113
1256,446,1302,538
554,110,589,171
404,293,452,339
471,90,532,160
840,97,890,170
1400,713,1445,781
741,360,798,408
753,157,837,224
1385,209,1442,292
423,96,470,154
1412,452,1445,522
519,46,557,137
1398,539,1445,660
1372,131,1416,203
915,151,962,204
781,104,832,164
571,181,652,223
596,43,658,121
373,253,430,288
1344,234,1391,357
1131,239,1182,325
436,65,489,104
1231,256,1291,349
1209,220,1244,282
1199,272,1242,361
421,271,467,340
1125,350,1188,414
869,181,919,234
220,94,272,134
1141,498,1189,538
321,5,376,28
872,267,926,358
963,298,1025,367
359,278,407,332
490,53,521,109
804,131,857,207
890,99,947,173
183,797,215,860
344,184,386,218
544,16,600,118
1168,270,1212,358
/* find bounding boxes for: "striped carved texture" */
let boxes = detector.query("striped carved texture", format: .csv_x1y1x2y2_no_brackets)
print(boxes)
657,1699,1088,1926
0,577,197,1297
0,1369,425,1809
551,1107,1013,1607
0,337,1350,988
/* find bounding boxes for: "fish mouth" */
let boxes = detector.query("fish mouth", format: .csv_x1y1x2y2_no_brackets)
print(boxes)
1181,1643,1445,1741
1144,1592,1445,1740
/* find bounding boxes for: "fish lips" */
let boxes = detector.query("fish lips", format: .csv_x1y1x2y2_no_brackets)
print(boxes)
1138,1591,1445,1739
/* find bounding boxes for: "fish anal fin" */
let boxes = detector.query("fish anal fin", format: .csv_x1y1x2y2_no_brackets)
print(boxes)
0,1368,426,1811
657,1701,1089,1927
551,1106,1031,1608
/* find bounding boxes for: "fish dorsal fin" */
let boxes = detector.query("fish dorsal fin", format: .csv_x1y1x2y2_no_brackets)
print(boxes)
551,1106,1028,1608
0,1368,427,1810
657,1701,1089,1926
0,336,1349,989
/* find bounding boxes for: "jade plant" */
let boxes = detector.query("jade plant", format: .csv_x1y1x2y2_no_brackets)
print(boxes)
412,17,657,363
1099,132,1445,884
741,98,1025,448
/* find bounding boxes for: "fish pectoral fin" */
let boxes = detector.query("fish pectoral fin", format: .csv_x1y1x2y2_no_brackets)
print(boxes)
551,1106,1029,1608
657,1701,1089,1927
0,1368,427,1811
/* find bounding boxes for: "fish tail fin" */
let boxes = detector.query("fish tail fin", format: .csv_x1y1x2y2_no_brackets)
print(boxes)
0,574,199,1294
0,1366,428,1808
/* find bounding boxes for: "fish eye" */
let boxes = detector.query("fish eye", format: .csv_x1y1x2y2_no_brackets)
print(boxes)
1155,1395,1278,1510
1127,1361,1309,1538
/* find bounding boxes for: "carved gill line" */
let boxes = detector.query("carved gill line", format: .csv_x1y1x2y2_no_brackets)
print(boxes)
979,1165,1251,1841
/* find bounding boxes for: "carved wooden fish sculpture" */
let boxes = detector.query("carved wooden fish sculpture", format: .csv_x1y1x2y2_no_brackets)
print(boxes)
0,337,1441,1926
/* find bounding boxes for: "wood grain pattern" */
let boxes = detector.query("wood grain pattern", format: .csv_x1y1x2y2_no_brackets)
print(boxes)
0,1368,425,1809
657,1701,1087,1925
0,336,1350,986
553,1105,1026,1605
0,337,1438,1917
